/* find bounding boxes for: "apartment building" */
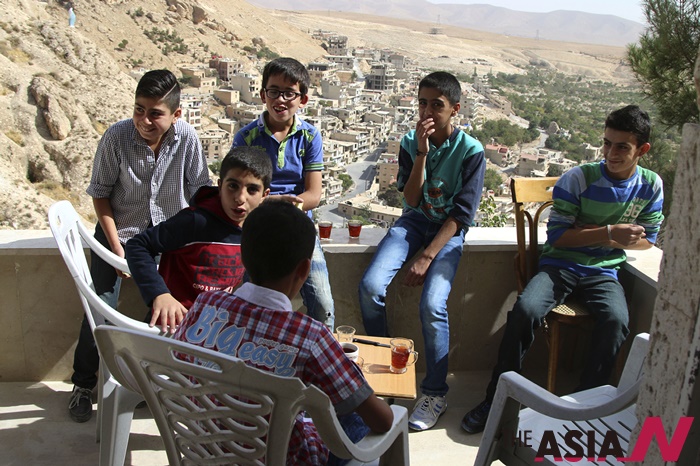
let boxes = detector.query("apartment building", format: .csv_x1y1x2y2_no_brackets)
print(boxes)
199,128,231,163
308,62,338,86
376,155,399,192
227,73,262,104
213,89,240,105
180,95,203,130
326,35,348,56
332,130,370,161
548,157,578,176
209,58,244,82
325,55,355,70
365,63,396,92
516,152,549,177
484,144,510,166
226,102,261,126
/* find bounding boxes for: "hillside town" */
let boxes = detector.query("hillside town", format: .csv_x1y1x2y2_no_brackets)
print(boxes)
132,30,603,228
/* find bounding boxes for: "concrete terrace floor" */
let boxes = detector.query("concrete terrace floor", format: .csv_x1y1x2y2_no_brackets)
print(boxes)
0,371,513,466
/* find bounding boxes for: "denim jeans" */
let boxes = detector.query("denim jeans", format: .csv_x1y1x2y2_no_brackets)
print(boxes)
300,236,336,329
358,210,465,396
71,223,122,389
485,265,630,401
326,412,370,466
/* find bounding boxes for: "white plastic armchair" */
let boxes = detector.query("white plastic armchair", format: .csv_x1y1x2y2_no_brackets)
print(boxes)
94,325,410,466
48,201,160,466
475,332,650,466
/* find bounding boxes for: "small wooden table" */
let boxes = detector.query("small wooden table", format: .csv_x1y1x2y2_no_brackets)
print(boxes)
351,335,417,400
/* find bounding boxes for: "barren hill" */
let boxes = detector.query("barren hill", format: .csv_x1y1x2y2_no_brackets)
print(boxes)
247,0,645,47
0,0,634,230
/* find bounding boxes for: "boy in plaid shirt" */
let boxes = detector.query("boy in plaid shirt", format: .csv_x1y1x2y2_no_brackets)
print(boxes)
173,202,393,465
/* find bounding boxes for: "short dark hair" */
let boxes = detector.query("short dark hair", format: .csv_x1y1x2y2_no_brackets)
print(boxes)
605,105,651,146
262,57,310,97
135,69,181,112
419,71,461,105
219,146,273,190
241,202,316,284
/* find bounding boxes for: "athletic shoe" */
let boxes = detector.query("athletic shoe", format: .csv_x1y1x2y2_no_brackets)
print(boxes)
408,395,447,431
68,386,93,423
461,399,492,434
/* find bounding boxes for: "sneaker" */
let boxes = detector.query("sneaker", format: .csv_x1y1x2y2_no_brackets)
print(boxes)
408,395,447,431
461,399,492,434
68,386,93,423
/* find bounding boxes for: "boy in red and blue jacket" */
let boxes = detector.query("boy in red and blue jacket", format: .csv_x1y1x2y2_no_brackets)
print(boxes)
126,146,271,332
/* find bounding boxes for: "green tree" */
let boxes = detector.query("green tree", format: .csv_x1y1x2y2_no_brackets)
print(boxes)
627,0,700,130
377,183,403,208
208,160,221,176
351,205,372,224
338,174,353,192
483,168,503,193
478,195,508,227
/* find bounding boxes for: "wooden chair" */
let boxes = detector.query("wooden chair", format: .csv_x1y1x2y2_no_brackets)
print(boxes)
94,325,410,466
475,332,649,466
510,177,592,392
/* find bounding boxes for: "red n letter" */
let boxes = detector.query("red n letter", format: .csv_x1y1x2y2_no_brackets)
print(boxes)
622,417,693,461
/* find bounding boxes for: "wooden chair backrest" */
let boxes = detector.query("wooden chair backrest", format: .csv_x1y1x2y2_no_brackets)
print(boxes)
510,177,559,293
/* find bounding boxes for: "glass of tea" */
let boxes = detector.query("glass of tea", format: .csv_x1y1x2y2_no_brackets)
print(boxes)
390,337,418,374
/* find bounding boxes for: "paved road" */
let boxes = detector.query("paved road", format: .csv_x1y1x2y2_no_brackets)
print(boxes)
316,145,384,225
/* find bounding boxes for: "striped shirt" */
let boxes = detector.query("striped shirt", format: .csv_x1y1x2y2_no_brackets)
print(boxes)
174,283,372,465
541,161,664,278
232,112,323,201
86,118,211,244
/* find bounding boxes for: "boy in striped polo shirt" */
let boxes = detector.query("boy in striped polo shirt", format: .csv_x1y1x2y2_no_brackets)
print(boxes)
462,105,664,434
232,57,335,329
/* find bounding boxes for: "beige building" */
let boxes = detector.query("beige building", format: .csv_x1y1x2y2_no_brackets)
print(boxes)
213,89,240,105
308,62,338,86
199,128,232,163
377,155,399,192
484,144,510,166
516,152,549,177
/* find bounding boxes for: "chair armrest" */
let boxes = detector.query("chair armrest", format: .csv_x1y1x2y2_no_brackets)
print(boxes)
335,404,408,463
494,371,641,421
77,221,130,274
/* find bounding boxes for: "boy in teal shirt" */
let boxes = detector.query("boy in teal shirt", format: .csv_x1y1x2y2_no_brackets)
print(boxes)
359,71,486,431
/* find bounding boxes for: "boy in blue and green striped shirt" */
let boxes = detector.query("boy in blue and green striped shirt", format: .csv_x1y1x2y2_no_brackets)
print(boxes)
462,105,664,434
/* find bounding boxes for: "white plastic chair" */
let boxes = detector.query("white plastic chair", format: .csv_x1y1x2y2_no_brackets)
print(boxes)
48,200,160,466
94,325,411,466
475,332,650,466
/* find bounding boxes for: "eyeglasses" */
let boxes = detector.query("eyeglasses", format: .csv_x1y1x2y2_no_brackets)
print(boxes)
263,88,302,101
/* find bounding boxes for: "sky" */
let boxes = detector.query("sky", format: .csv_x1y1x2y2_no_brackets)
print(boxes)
428,0,646,23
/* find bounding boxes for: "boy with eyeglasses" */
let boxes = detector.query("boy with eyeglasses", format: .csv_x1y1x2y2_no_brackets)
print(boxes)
232,57,335,329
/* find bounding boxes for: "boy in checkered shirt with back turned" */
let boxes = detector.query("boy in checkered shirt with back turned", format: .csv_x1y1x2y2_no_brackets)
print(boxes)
173,202,394,465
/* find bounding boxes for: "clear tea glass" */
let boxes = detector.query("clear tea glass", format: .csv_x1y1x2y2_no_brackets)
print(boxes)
390,337,418,374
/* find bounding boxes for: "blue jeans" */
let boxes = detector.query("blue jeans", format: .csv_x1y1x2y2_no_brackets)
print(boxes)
326,413,370,466
300,236,336,329
71,223,122,389
485,265,630,401
358,210,465,396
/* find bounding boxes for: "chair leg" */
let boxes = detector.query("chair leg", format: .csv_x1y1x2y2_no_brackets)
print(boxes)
379,426,409,466
547,318,560,393
99,377,143,466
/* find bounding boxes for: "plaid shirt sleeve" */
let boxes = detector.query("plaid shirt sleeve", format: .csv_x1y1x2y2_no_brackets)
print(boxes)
302,326,373,415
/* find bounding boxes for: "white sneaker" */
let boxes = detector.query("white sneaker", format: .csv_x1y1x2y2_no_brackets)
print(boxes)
408,395,447,431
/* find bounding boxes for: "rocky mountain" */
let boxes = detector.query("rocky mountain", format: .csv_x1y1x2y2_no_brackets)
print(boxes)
0,0,327,228
246,0,646,47
0,0,633,230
